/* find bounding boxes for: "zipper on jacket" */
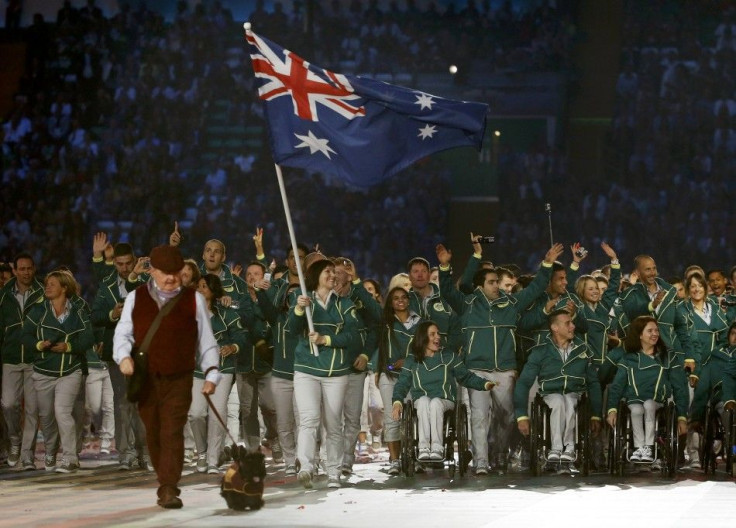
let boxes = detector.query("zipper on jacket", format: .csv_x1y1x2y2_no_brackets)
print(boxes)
493,328,498,368
653,367,663,400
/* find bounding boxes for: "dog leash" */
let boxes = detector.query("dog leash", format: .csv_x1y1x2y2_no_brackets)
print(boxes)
204,393,239,447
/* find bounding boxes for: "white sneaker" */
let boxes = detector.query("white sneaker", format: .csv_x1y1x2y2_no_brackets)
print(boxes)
100,439,112,455
640,445,653,463
196,453,208,473
327,476,341,488
547,449,561,462
417,448,430,461
560,446,576,462
7,445,20,467
688,459,701,469
629,447,643,462
285,464,297,476
298,470,313,489
387,459,401,475
429,449,444,461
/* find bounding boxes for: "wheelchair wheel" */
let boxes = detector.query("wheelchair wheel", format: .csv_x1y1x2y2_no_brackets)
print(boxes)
608,419,617,476
726,408,735,477
613,400,629,477
400,403,415,477
456,404,470,477
662,401,679,479
701,402,715,476
577,394,591,477
529,395,546,476
444,409,457,478
529,396,539,476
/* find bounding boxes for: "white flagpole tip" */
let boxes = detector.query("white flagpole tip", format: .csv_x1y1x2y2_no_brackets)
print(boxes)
243,22,251,31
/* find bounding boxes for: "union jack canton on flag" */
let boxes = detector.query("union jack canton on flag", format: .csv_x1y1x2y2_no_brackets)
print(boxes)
244,24,489,188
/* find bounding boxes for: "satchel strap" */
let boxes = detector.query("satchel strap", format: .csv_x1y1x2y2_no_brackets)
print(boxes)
137,289,185,358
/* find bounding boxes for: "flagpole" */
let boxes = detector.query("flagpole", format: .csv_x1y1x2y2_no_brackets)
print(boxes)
274,163,318,355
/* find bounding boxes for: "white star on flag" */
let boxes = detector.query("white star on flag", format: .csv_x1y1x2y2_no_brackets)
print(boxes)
417,124,437,140
414,93,435,110
294,130,337,158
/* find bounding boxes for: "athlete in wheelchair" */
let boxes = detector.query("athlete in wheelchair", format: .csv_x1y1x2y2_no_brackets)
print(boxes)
689,321,736,476
514,309,602,475
606,316,689,477
392,321,494,477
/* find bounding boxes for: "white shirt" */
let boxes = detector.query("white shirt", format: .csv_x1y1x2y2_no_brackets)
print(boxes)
556,341,573,363
694,302,712,326
112,287,221,385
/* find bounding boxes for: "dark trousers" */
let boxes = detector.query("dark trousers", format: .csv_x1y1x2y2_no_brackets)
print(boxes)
138,373,192,498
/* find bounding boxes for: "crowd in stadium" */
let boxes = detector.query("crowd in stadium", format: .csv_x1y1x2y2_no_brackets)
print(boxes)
2,0,736,507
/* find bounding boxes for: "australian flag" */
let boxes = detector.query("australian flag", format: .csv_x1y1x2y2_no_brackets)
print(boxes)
244,24,489,188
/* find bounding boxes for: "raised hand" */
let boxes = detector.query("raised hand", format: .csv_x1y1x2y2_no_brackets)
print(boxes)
133,257,150,275
600,242,618,261
435,244,452,266
253,226,264,254
340,258,356,280
470,232,482,255
544,243,564,264
93,232,108,257
570,242,587,264
169,221,181,246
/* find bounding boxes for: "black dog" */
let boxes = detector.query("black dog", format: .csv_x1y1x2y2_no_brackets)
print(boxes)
220,445,266,511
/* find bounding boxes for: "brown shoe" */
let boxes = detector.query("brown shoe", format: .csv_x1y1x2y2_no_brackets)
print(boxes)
157,494,183,509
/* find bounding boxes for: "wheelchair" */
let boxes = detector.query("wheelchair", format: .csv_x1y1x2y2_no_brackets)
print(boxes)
700,401,735,477
528,393,591,476
400,401,471,479
609,399,680,478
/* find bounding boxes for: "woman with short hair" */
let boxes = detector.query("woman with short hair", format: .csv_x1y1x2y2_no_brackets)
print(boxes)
23,269,94,473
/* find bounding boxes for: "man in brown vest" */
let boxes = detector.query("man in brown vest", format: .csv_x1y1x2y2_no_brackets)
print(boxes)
113,245,221,509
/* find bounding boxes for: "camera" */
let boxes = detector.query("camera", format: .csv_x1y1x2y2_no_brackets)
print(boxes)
574,246,588,259
477,236,495,244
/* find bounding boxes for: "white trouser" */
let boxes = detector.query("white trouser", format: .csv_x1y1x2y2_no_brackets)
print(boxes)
414,396,454,453
73,373,87,454
543,392,580,452
294,372,348,477
270,375,298,467
378,373,400,442
33,370,82,463
85,368,115,441
226,383,240,444
236,372,278,451
360,373,383,438
629,399,663,448
469,370,516,466
342,371,367,467
2,362,38,460
189,374,234,466
686,385,699,462
107,361,147,461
